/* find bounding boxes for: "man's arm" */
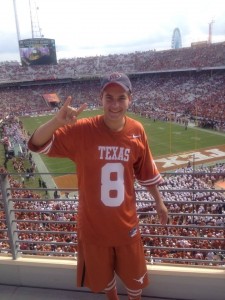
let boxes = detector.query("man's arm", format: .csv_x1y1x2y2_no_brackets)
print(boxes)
30,96,87,147
146,184,168,225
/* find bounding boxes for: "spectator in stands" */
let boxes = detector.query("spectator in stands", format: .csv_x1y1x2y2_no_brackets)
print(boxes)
28,72,168,300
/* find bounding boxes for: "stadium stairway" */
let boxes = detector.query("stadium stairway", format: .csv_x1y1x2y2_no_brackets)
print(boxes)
31,152,56,198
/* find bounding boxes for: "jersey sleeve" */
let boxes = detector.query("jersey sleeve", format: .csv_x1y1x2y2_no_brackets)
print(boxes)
133,128,162,186
28,132,54,154
27,122,83,161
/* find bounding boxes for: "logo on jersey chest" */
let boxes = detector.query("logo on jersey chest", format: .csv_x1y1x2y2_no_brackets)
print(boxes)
98,146,131,162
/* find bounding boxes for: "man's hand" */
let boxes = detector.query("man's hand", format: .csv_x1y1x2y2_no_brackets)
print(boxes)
155,202,168,225
55,96,87,126
147,184,168,225
29,96,87,147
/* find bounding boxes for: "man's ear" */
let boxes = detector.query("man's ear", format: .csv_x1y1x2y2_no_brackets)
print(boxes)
128,93,132,105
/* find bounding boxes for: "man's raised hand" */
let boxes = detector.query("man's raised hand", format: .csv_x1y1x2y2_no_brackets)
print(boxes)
56,96,87,125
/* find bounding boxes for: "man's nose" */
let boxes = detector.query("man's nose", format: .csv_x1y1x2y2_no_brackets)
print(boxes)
111,100,119,107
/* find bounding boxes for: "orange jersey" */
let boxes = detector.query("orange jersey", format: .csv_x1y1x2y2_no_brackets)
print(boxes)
28,115,162,246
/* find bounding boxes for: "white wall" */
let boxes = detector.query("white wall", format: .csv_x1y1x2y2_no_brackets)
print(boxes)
0,256,225,300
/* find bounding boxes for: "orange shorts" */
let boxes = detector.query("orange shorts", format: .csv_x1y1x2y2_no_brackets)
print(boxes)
77,239,149,293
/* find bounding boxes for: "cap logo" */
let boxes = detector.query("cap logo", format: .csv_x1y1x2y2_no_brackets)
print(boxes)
109,72,122,81
100,72,132,93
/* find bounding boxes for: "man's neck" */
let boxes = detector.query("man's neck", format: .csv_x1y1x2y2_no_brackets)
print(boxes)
103,116,126,132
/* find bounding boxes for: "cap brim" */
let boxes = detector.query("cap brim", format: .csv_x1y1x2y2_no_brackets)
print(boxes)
101,82,130,93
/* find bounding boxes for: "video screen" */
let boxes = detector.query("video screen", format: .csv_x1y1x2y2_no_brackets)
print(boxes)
19,38,57,66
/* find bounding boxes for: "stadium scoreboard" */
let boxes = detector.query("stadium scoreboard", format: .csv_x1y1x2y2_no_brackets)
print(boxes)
19,38,57,66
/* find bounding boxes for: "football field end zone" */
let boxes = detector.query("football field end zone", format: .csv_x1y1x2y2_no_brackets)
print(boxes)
155,144,225,173
0,255,224,300
53,174,78,194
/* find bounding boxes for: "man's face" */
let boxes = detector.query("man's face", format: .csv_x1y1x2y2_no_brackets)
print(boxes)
101,83,131,125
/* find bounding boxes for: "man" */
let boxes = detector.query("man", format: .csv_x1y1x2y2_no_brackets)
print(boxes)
28,72,168,300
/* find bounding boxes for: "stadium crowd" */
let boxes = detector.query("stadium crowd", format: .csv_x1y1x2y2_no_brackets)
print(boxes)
137,164,225,264
0,43,225,264
1,42,225,81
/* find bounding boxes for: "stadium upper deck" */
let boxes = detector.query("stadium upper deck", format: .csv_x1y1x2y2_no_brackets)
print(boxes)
0,42,225,84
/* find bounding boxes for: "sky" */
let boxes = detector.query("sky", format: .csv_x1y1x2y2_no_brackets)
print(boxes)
0,0,225,63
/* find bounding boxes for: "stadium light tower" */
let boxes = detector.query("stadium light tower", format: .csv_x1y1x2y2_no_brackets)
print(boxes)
29,0,44,38
208,20,215,44
13,0,21,41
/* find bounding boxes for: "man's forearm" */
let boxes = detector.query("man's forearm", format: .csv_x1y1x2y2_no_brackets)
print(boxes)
147,184,163,203
30,117,62,147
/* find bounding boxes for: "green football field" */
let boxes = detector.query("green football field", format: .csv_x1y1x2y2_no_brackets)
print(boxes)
20,110,225,174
